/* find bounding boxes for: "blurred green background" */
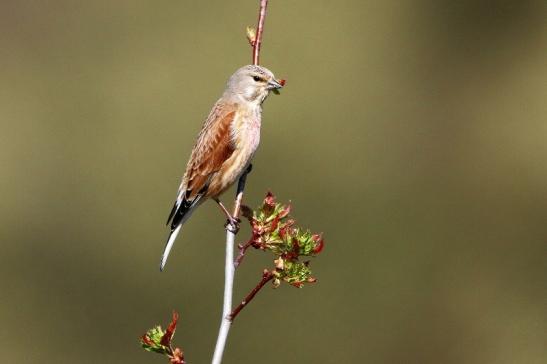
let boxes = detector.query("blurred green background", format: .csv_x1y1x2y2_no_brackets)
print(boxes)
1,1,546,363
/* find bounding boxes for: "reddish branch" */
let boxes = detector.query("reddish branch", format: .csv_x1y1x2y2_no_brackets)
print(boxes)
252,0,269,65
234,238,254,267
229,270,274,321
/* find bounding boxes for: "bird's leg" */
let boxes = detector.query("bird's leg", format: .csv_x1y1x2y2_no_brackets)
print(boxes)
214,198,240,233
213,164,252,233
214,198,235,220
243,163,253,175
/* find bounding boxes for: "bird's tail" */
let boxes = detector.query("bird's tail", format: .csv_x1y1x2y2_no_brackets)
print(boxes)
160,224,182,271
160,197,201,271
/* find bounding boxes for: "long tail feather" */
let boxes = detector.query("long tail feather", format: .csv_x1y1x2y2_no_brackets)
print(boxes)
160,224,182,271
160,196,202,271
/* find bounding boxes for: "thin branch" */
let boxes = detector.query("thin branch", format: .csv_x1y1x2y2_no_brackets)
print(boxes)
252,0,269,65
229,270,274,321
211,166,251,364
234,238,254,267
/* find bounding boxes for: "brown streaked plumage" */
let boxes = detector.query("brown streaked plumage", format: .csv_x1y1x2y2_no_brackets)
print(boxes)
160,65,284,271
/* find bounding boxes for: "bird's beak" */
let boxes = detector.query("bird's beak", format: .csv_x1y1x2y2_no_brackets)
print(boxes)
267,78,285,90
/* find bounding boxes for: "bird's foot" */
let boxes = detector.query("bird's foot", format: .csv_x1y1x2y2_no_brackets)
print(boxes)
225,216,241,234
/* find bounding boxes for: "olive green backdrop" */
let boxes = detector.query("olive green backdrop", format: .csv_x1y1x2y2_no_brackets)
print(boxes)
1,1,546,363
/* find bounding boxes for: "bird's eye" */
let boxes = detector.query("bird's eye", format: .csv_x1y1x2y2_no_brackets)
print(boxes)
252,76,262,82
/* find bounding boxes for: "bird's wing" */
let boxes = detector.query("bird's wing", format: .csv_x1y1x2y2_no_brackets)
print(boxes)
166,101,237,228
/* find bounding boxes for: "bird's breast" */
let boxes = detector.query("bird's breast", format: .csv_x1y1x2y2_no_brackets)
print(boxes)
206,107,261,198
232,106,261,155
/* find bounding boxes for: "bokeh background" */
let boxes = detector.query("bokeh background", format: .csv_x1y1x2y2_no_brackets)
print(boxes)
1,1,546,363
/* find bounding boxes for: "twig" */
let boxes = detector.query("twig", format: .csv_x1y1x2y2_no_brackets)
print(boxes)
229,270,274,321
234,238,254,267
252,0,269,65
211,166,251,364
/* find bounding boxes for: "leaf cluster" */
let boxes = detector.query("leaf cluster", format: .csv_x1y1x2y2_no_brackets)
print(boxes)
141,311,185,364
242,192,324,288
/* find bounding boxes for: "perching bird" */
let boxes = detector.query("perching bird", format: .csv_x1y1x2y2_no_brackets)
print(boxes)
160,65,284,271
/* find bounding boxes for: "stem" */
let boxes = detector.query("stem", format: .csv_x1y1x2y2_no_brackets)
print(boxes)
211,167,251,364
252,0,269,65
229,270,274,322
234,238,254,267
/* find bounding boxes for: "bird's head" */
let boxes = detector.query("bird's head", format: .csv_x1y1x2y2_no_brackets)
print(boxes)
224,65,285,105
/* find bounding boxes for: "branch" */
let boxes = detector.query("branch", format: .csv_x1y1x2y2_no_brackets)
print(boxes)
252,0,269,65
229,270,274,321
234,238,254,267
211,166,251,364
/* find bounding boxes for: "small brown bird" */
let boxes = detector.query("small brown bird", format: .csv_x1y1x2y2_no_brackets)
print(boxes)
160,65,284,271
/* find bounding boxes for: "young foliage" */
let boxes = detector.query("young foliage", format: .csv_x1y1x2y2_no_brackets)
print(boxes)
241,192,324,288
141,311,185,364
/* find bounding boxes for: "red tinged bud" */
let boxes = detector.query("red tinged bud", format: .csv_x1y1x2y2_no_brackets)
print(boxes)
279,203,291,218
160,311,179,347
278,79,286,86
311,234,324,254
279,226,287,239
141,334,154,346
292,237,300,250
264,191,275,207
285,219,296,228
270,215,280,231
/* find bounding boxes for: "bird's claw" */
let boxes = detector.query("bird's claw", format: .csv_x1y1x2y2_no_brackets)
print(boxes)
225,217,241,233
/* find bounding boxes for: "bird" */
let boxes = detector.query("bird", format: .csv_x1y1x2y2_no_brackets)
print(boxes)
160,64,285,271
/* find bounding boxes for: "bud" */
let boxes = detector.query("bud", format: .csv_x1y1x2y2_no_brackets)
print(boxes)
311,234,324,254
141,311,182,358
274,257,284,270
263,191,275,209
278,203,291,218
246,26,257,45
160,311,179,346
